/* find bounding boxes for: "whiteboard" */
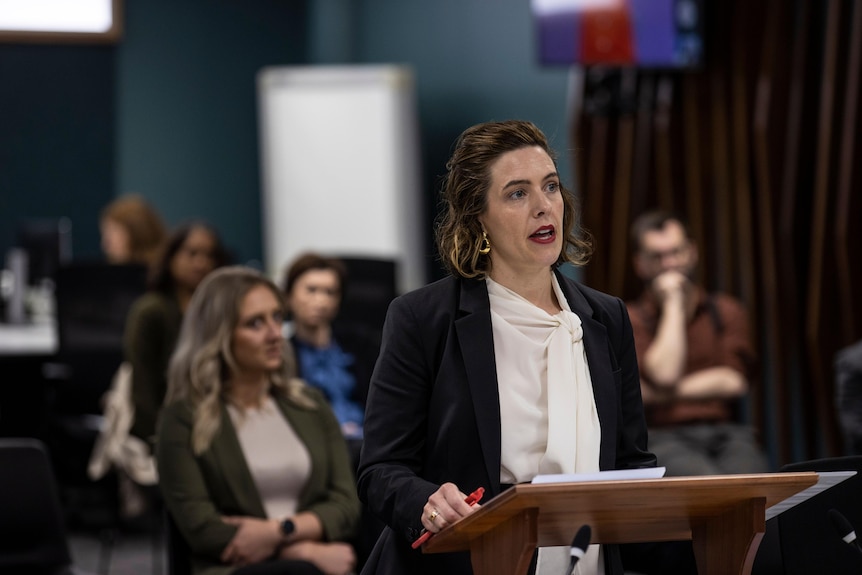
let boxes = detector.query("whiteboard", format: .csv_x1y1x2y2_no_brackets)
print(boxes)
257,65,425,292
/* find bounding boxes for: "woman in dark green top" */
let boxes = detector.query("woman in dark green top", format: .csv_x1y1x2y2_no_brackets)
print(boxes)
156,266,360,575
124,221,229,447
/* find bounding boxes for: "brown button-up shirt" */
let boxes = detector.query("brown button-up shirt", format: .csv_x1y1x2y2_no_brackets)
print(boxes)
626,287,756,427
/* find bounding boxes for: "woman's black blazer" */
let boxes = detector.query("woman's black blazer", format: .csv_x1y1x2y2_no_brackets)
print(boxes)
357,269,656,575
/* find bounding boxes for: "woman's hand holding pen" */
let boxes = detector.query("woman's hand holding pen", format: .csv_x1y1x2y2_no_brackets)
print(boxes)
421,482,482,534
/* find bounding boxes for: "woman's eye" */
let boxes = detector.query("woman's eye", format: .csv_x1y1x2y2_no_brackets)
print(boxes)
510,189,526,199
546,182,559,193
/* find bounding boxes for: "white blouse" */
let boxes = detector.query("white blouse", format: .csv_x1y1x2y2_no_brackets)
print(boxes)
487,273,603,575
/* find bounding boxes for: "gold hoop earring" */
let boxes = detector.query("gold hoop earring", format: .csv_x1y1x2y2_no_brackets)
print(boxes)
478,231,491,255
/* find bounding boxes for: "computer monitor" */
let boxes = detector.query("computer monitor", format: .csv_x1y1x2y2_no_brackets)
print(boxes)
15,218,73,286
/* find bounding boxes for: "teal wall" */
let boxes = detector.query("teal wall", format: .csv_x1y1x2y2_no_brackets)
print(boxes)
310,0,572,279
356,0,571,181
115,0,308,265
2,0,570,276
0,44,115,261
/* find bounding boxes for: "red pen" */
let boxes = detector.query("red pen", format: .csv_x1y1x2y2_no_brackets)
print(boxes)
411,487,485,549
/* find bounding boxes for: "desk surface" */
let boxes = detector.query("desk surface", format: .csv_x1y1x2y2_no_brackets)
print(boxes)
0,320,57,356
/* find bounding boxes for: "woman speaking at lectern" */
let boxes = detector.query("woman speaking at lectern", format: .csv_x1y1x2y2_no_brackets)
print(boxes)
356,120,656,575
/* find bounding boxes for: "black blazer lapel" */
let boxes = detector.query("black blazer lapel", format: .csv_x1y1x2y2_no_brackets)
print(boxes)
454,278,503,493
556,271,617,470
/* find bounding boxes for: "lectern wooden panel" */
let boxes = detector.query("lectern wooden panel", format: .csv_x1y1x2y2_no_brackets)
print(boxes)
423,473,818,575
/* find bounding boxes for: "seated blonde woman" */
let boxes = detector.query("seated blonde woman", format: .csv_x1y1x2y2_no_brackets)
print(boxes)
156,266,360,575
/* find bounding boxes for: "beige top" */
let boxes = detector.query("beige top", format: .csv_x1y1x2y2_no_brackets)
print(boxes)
227,396,311,519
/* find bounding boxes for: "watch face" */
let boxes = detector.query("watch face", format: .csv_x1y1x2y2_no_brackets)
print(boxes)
281,518,296,536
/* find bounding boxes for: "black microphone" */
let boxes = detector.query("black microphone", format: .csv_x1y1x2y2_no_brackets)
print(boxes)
827,508,862,554
566,524,592,574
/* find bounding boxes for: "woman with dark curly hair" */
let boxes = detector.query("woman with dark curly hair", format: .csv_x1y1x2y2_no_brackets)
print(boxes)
125,221,230,449
357,120,656,575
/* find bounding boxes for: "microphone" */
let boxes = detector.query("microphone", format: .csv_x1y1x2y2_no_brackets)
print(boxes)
827,508,862,555
566,524,592,574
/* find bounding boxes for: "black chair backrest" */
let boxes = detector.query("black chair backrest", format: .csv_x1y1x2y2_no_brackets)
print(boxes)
50,262,148,415
54,262,148,355
332,256,397,337
773,456,862,574
0,438,73,573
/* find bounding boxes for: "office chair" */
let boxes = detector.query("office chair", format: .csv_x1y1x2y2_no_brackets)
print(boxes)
331,256,398,343
0,437,96,574
752,455,862,574
53,262,147,355
325,256,395,571
46,262,147,528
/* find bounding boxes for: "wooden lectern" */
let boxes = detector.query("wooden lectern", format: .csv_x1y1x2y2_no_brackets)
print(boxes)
423,473,818,575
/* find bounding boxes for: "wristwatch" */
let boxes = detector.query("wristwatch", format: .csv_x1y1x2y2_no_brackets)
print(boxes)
280,518,296,537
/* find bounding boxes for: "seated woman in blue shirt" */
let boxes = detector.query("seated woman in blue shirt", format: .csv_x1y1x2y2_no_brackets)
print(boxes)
282,253,379,441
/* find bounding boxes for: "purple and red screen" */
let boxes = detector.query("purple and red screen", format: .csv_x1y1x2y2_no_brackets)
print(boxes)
534,0,702,67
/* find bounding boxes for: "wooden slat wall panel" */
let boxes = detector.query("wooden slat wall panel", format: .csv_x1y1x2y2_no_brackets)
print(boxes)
606,70,638,299
709,0,734,294
730,1,758,316
805,0,842,457
630,74,656,223
681,74,705,263
653,75,674,211
751,0,782,461
776,0,812,462
580,113,610,289
834,1,862,344
575,0,862,464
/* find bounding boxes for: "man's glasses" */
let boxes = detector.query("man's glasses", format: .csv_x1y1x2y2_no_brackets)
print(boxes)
638,243,690,265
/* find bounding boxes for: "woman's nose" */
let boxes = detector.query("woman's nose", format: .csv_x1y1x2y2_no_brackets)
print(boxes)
266,319,282,338
534,192,551,216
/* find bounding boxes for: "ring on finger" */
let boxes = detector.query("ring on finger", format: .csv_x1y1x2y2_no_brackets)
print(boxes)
428,509,439,522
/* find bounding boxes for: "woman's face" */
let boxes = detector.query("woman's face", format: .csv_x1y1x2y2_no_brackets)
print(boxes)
478,146,563,281
231,285,285,376
100,218,131,263
287,268,341,330
170,227,218,292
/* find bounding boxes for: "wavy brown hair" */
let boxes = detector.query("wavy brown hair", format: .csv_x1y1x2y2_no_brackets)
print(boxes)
165,265,316,455
435,120,592,278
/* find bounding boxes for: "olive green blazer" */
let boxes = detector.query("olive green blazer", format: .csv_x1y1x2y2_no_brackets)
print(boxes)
156,388,361,575
125,291,182,446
